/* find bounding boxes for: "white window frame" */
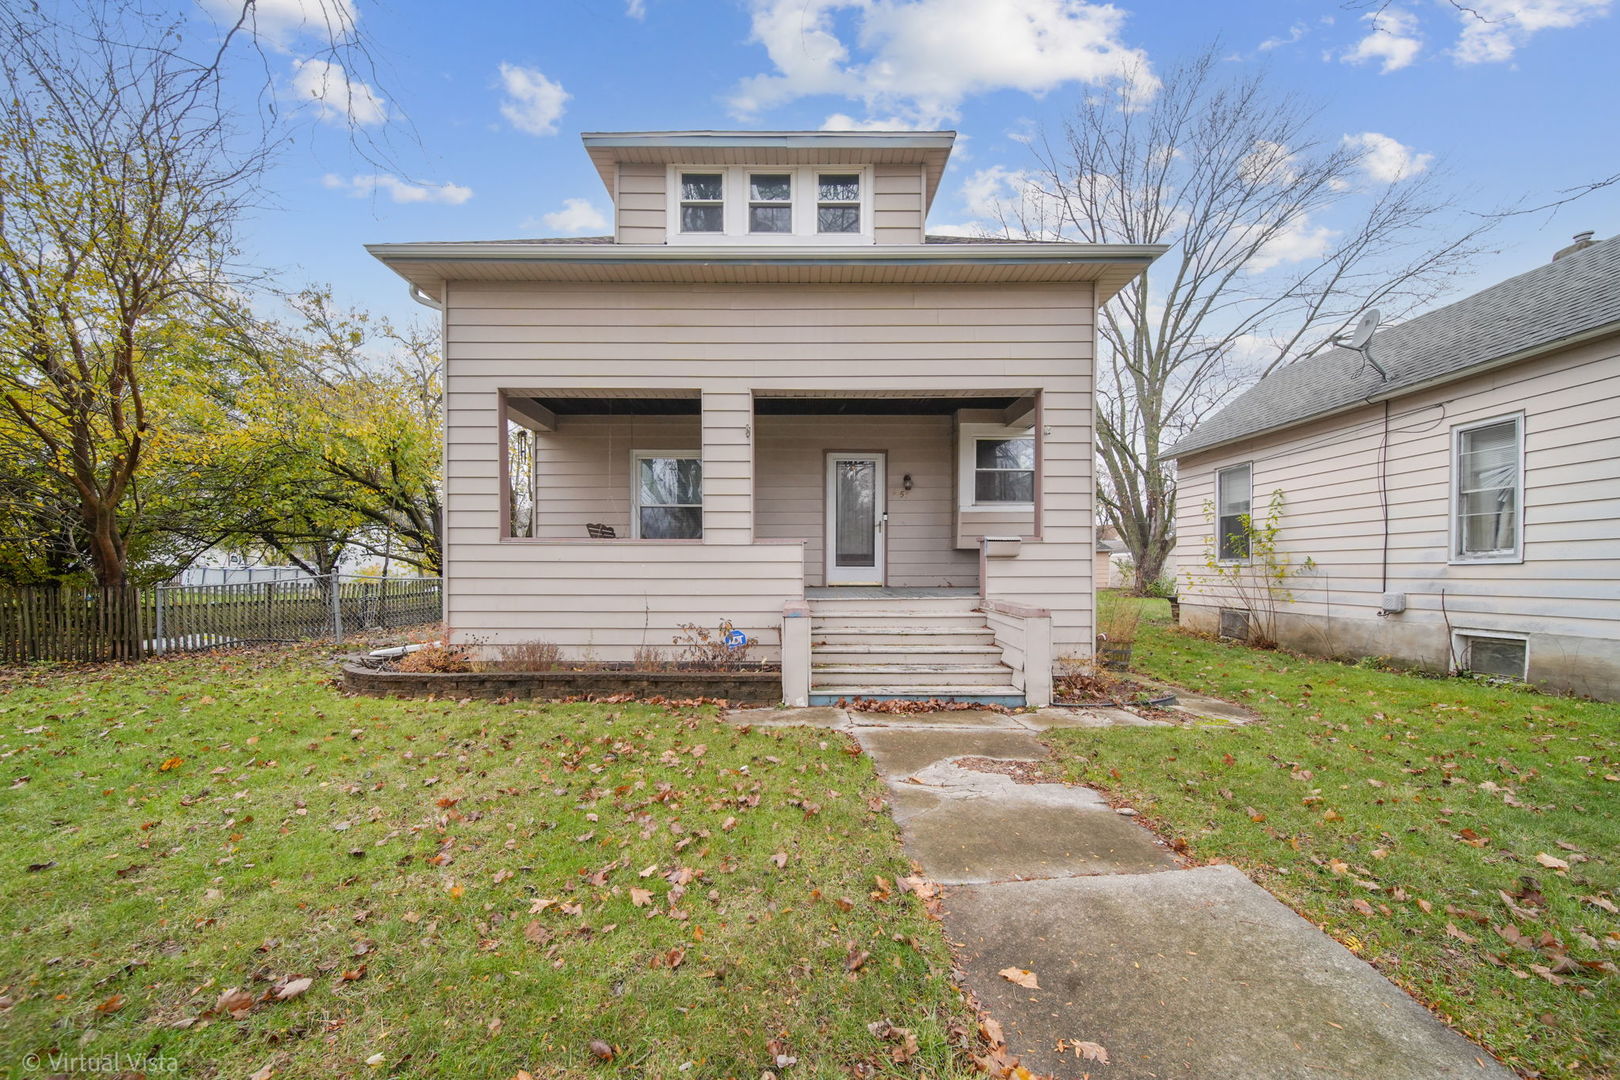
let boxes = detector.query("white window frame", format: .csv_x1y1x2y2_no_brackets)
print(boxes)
745,170,795,235
666,165,873,245
1449,413,1525,565
629,450,703,540
957,423,1036,511
1214,462,1254,564
1452,629,1529,680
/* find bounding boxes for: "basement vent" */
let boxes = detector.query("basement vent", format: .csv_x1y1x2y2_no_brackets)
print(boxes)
1218,608,1251,642
1456,633,1528,680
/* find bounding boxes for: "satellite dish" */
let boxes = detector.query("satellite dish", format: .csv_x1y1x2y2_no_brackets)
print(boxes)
1347,308,1381,351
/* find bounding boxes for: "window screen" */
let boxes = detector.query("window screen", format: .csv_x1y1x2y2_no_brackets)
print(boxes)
635,456,702,538
974,436,1035,504
679,173,723,233
1456,418,1520,558
1216,464,1252,560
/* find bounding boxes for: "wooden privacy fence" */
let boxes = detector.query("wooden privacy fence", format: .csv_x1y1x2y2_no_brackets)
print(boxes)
0,576,442,664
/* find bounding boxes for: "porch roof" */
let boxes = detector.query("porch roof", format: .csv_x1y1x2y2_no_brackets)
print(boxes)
367,239,1167,305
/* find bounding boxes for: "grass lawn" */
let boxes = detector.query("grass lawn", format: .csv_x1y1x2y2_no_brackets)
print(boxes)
1049,598,1620,1080
0,642,975,1079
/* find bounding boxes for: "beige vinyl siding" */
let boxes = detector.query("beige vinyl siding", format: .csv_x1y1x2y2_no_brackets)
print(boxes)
615,163,666,244
530,415,701,540
754,414,979,587
872,164,924,245
1174,335,1620,696
444,280,1097,658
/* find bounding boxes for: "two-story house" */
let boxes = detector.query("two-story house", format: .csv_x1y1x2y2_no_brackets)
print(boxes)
368,130,1162,706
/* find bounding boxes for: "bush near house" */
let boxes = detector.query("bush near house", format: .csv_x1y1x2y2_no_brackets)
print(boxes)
0,643,978,1078
1048,599,1620,1080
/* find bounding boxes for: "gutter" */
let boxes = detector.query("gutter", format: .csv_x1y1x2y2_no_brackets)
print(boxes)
1166,316,1620,461
366,241,1169,266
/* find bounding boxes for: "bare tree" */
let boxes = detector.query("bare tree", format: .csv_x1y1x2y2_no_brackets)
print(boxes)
993,49,1490,591
0,1,387,587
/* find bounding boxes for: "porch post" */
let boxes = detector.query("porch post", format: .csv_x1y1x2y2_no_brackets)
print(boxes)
781,601,811,707
701,390,754,543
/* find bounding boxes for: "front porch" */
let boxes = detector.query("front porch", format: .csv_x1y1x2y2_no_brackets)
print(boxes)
491,387,1081,707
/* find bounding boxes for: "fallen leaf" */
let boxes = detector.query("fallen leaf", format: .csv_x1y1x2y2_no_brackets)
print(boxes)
589,1039,615,1061
998,967,1039,989
95,993,125,1013
1446,922,1478,945
1075,1041,1110,1064
1534,853,1570,871
274,977,312,1001
217,987,256,1018
249,1065,275,1080
630,888,654,908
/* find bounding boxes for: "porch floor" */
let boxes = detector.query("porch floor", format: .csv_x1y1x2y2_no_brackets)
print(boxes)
805,586,979,599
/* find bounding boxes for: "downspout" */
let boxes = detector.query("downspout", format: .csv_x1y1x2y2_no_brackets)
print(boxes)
408,284,442,310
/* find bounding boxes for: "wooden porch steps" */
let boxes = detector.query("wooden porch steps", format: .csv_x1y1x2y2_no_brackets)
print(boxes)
807,593,1020,704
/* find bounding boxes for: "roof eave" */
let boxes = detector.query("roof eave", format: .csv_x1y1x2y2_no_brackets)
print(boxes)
1166,316,1620,461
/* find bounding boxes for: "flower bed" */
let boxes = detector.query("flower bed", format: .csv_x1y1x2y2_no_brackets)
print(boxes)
340,658,782,704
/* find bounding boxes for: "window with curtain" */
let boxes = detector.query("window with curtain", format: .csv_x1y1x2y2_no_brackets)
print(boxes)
1454,417,1521,559
1216,463,1252,561
633,454,703,538
973,436,1035,504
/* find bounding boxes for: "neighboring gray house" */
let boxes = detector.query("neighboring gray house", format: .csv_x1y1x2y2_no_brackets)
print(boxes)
368,130,1162,706
1168,232,1620,698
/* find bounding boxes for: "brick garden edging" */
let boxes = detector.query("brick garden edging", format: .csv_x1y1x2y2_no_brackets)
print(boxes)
340,660,782,704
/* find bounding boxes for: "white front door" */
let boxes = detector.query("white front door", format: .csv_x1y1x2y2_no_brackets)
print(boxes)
825,452,886,585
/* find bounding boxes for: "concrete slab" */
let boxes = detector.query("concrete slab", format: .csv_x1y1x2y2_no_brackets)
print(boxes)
944,866,1514,1080
1020,705,1168,729
855,728,1045,778
1136,680,1260,724
720,706,849,728
902,801,1179,884
848,708,1021,729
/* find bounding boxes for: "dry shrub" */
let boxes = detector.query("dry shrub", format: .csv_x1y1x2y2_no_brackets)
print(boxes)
1096,592,1143,646
672,621,755,671
489,640,562,671
395,643,473,673
632,644,672,671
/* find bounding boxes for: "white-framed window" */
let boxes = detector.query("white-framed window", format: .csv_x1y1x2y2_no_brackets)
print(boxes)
957,423,1035,510
1454,630,1528,679
816,172,861,234
667,165,872,244
677,172,725,234
1215,463,1253,562
631,451,703,539
747,172,793,234
1452,414,1523,562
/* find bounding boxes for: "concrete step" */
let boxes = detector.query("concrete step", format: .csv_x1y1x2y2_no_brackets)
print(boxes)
807,596,981,615
812,612,989,631
812,643,1004,665
811,663,1017,688
814,626,996,646
809,685,1026,705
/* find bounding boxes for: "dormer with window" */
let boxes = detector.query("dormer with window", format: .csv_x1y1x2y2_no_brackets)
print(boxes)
583,131,953,246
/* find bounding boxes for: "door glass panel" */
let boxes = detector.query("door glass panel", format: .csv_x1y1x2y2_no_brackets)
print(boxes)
834,458,876,567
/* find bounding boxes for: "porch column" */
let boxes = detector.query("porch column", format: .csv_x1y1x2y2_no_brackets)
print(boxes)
701,389,754,543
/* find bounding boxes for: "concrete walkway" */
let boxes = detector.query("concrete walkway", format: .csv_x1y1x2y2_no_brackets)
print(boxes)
724,704,1515,1080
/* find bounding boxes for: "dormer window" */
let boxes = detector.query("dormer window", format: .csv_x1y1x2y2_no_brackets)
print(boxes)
678,173,724,233
668,165,872,244
817,173,861,233
748,173,792,233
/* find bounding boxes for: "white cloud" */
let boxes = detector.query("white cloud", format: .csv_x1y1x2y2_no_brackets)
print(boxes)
538,198,610,234
497,63,570,136
1341,7,1423,72
1453,0,1611,63
323,173,473,205
200,0,358,50
730,0,1153,128
1258,22,1309,51
626,0,647,17
290,58,386,126
1343,131,1433,183
926,222,989,237
821,112,933,130
1245,213,1336,273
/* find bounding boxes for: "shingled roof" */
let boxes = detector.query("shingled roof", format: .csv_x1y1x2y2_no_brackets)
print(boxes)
1167,232,1620,458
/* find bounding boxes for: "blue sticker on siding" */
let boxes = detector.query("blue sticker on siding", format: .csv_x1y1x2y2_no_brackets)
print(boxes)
724,629,748,649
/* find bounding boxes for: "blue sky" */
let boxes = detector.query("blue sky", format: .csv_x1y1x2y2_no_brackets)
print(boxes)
206,0,1620,327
